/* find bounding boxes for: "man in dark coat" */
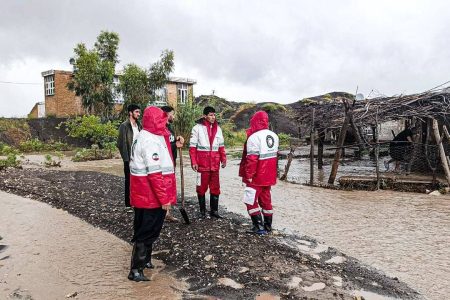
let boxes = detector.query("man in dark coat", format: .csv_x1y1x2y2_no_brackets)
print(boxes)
161,105,184,222
117,104,141,208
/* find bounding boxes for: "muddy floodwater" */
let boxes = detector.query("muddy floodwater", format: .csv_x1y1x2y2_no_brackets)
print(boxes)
0,191,185,300
183,158,447,300
19,154,450,299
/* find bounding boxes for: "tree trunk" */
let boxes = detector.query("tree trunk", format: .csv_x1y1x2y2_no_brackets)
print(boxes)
318,129,325,169
432,119,450,186
328,114,350,184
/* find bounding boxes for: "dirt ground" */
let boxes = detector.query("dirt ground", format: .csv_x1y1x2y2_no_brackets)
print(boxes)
0,164,420,299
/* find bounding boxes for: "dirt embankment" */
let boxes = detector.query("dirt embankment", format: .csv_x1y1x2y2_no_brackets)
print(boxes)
0,168,420,299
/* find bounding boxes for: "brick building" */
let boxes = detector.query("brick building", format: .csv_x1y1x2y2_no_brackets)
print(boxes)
29,70,196,118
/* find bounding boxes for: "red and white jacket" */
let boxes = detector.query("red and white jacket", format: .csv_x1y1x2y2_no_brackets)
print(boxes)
130,106,177,209
189,119,227,172
239,111,279,186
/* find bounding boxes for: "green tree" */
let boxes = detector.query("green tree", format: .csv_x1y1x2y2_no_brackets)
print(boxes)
68,31,119,119
94,31,120,64
118,63,149,116
148,49,174,103
173,101,202,146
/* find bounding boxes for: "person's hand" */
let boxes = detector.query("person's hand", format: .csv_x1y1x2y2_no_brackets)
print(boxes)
221,161,227,168
192,164,198,172
162,204,171,211
176,136,185,148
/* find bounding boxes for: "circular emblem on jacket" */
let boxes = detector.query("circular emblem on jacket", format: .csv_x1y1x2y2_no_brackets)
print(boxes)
266,135,275,148
152,153,159,161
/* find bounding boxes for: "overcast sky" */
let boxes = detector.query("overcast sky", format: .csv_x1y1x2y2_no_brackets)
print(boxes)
1,0,449,117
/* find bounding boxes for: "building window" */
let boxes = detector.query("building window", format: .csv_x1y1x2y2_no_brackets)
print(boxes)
177,83,188,104
113,76,124,104
154,87,167,106
44,75,54,96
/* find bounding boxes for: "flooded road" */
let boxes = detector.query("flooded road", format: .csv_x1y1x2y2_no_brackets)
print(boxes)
22,154,450,299
0,191,185,300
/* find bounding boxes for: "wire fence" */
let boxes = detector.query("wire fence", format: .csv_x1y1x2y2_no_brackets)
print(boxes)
278,140,449,192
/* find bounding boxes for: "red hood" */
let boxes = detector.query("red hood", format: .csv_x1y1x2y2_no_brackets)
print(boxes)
246,111,269,137
142,106,170,136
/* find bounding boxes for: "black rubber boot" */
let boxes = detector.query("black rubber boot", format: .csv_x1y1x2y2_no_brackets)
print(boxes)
128,269,150,282
263,215,273,232
128,242,150,281
210,194,222,219
198,194,206,218
144,243,154,269
249,214,267,235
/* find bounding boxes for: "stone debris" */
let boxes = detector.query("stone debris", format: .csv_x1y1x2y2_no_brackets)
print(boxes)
297,239,312,246
302,282,326,292
332,276,343,287
312,243,329,253
204,254,213,261
286,276,303,289
218,277,244,289
326,256,346,264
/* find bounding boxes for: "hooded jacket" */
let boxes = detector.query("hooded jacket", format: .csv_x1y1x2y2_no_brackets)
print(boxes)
189,118,226,172
239,111,279,186
129,106,177,208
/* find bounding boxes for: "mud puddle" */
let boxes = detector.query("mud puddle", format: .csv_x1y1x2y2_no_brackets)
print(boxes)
0,191,185,300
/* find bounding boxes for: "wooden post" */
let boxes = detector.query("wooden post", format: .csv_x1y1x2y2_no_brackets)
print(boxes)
328,101,351,184
310,108,315,185
280,147,294,181
432,118,450,186
318,129,325,169
350,118,364,158
375,109,380,190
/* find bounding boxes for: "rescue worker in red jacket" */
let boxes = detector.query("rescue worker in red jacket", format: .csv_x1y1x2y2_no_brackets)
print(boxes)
239,111,279,235
189,106,227,218
128,106,176,282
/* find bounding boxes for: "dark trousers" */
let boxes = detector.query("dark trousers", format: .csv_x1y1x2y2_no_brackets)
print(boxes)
130,207,167,270
124,161,130,207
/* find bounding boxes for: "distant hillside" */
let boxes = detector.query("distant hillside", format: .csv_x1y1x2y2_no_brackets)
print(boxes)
194,92,353,136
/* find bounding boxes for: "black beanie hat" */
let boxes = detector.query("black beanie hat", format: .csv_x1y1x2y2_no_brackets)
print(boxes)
127,104,140,112
203,106,216,115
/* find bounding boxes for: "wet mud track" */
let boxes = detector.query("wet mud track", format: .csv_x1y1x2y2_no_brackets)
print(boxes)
0,169,421,299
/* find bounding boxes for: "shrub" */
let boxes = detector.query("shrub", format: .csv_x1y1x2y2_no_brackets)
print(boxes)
18,138,45,152
174,102,203,146
221,122,247,148
0,143,19,156
0,153,21,170
44,153,62,168
72,144,115,162
62,115,119,148
278,133,291,147
261,103,286,112
17,138,71,153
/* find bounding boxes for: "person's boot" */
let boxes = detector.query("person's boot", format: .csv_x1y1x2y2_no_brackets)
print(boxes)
198,194,206,218
210,194,222,219
263,215,273,233
249,214,267,235
144,243,154,269
128,242,150,281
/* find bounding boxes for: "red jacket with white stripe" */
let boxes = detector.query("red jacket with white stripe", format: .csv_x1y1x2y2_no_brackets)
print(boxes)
239,111,279,186
130,106,177,209
189,119,227,172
